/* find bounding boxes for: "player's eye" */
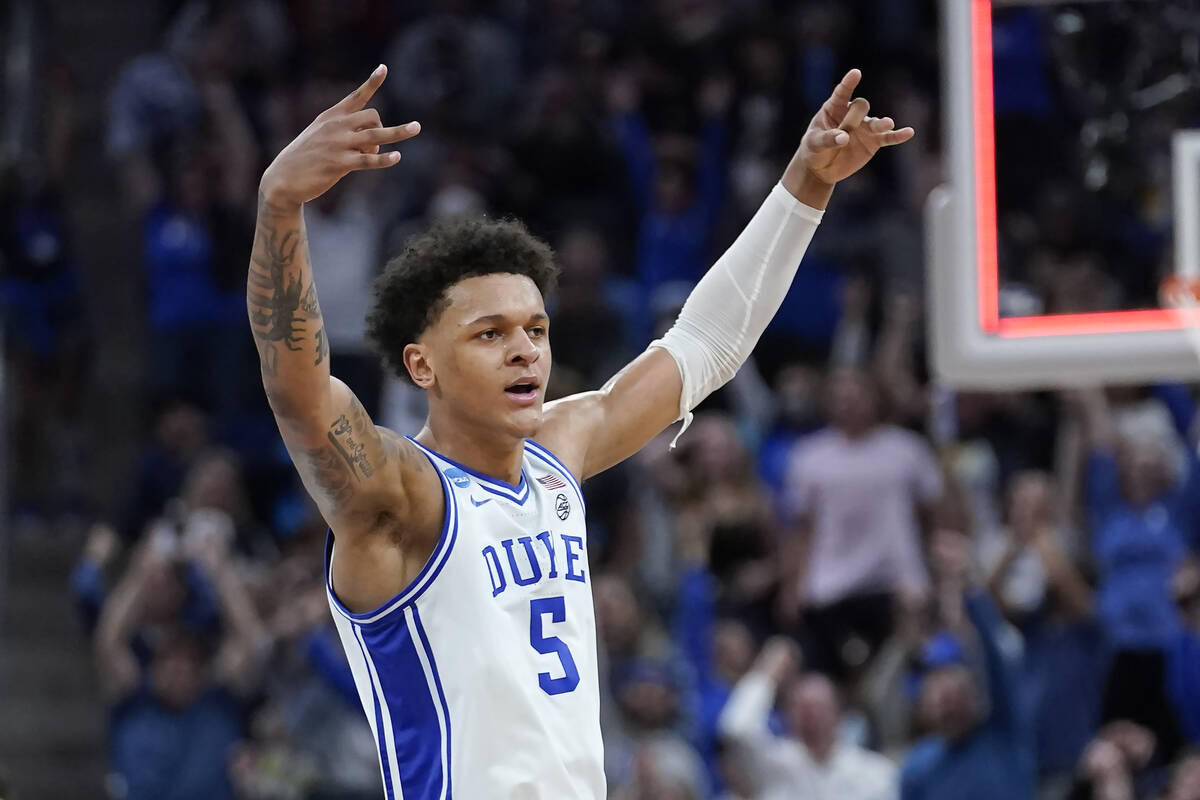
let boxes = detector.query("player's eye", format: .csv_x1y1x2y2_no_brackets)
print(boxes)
528,326,546,338
479,329,500,341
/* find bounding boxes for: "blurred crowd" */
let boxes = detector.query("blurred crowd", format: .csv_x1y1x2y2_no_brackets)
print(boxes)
3,0,1200,799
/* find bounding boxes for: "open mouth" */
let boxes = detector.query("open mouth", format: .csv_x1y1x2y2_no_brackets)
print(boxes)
504,378,540,402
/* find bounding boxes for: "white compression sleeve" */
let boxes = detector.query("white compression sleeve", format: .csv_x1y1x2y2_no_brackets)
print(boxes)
651,182,824,442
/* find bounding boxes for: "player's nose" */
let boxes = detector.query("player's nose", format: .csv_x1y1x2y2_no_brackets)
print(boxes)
508,328,540,364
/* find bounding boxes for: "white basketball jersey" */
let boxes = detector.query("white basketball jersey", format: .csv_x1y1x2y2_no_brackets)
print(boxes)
324,438,605,800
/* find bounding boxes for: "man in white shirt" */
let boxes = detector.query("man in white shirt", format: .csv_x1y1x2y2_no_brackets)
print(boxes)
718,638,898,800
779,368,943,675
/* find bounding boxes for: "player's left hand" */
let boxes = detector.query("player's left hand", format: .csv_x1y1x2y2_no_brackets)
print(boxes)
797,68,915,186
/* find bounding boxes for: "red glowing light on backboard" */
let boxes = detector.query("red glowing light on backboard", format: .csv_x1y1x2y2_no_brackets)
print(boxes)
972,0,999,332
971,0,1183,338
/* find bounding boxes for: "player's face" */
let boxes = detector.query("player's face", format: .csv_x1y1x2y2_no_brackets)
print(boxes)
417,273,552,438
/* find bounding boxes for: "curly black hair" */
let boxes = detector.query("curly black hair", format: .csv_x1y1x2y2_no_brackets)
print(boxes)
366,216,559,382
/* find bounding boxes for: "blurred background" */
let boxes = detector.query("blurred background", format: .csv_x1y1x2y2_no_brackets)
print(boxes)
0,0,1199,799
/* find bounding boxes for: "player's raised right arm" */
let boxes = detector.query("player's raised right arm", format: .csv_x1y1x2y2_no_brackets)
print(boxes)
247,65,420,521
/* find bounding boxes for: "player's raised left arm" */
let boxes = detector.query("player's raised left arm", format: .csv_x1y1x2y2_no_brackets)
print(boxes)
543,69,914,479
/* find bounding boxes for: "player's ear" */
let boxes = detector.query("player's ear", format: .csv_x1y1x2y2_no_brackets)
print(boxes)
404,343,435,389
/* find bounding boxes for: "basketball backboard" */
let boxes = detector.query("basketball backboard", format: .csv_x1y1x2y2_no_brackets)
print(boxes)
929,0,1200,388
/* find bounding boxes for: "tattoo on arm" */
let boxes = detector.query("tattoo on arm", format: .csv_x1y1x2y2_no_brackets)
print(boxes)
305,395,386,503
261,342,279,377
315,327,329,367
328,417,373,479
247,195,321,357
248,231,306,350
327,397,382,478
299,395,416,513
300,283,320,317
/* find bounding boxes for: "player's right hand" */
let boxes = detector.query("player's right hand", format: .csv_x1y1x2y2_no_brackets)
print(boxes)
259,64,420,207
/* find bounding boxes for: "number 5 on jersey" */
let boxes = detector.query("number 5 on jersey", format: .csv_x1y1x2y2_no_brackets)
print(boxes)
529,596,580,695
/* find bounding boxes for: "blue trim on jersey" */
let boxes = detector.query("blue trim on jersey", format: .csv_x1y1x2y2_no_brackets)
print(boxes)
412,606,453,798
325,454,460,626
407,436,531,505
351,624,398,800
360,612,449,800
525,440,586,514
473,478,531,504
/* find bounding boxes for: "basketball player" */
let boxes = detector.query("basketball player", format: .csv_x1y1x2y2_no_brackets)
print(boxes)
247,64,912,799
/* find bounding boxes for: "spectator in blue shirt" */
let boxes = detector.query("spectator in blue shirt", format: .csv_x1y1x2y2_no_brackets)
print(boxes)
609,70,729,304
1074,387,1197,763
141,80,258,417
901,530,1035,800
985,471,1105,796
94,522,264,800
675,561,756,794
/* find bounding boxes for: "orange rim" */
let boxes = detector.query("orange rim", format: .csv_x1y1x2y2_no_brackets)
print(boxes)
1161,275,1200,307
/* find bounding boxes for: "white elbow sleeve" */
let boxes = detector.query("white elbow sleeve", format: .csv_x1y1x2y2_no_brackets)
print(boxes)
651,182,824,439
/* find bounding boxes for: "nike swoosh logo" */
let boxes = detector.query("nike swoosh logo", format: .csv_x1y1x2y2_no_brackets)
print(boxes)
469,496,492,507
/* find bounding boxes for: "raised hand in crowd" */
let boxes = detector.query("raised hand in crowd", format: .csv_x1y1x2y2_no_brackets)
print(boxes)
1074,721,1155,800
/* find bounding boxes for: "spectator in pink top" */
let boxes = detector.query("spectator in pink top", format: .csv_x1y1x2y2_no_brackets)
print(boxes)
778,367,943,677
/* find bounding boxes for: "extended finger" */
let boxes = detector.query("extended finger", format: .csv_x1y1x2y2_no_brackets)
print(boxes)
350,151,402,171
336,64,388,113
354,121,421,146
839,97,870,132
877,127,916,147
828,69,862,108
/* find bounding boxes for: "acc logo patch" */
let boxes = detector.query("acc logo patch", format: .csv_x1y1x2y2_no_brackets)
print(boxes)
555,493,570,521
443,467,472,489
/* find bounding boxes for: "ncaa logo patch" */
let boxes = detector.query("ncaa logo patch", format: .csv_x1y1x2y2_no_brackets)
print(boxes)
443,467,472,489
555,493,570,521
